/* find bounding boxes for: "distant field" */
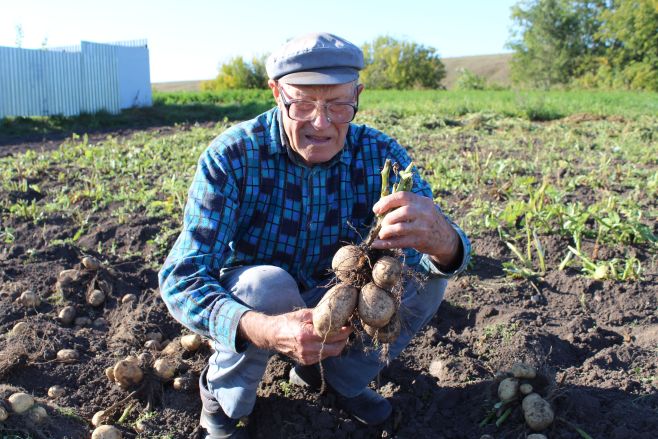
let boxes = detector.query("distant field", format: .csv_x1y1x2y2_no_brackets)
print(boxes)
151,53,512,92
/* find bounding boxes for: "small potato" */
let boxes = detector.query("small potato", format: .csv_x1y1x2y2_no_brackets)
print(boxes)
522,393,555,431
145,331,163,343
113,356,144,388
121,294,137,304
371,256,402,290
92,410,106,427
153,358,177,380
91,425,123,439
180,334,202,352
144,340,161,351
331,245,364,282
20,290,41,307
57,349,79,363
520,383,533,395
105,366,116,382
363,313,401,343
173,375,195,391
358,282,396,328
0,406,7,421
312,283,358,337
87,289,105,307
8,392,34,414
12,321,30,335
48,385,65,398
511,362,537,379
28,405,48,424
497,377,519,402
82,256,101,270
58,306,77,325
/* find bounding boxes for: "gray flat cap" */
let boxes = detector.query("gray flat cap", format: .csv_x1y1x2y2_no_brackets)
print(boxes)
266,33,364,85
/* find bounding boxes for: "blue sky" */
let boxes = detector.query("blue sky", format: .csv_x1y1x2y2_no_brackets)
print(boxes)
1,0,519,83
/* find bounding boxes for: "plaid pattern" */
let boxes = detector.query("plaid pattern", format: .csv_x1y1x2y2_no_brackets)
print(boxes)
159,107,471,352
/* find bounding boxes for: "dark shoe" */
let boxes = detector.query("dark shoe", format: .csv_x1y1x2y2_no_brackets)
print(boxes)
200,408,248,439
289,366,391,426
289,365,322,391
335,387,392,426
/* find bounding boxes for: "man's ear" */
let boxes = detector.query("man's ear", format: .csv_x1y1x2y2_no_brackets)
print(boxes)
356,83,365,97
268,79,279,101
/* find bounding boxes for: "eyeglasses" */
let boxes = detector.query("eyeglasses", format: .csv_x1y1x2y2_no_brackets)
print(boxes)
277,85,359,124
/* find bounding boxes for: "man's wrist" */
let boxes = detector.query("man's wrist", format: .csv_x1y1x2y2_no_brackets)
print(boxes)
429,227,461,270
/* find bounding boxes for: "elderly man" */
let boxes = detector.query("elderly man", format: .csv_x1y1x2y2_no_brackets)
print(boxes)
159,33,470,438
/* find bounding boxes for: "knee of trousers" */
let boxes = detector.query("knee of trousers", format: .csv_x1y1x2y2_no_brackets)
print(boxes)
402,277,447,331
229,265,305,315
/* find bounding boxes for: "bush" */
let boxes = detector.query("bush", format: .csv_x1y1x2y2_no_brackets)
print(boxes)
454,69,488,90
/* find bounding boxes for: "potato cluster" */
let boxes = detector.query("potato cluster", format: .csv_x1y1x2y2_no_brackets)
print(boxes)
1,392,48,425
312,245,404,344
485,363,555,432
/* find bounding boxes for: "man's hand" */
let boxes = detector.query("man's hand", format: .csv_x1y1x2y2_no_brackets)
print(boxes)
371,192,460,269
238,309,352,365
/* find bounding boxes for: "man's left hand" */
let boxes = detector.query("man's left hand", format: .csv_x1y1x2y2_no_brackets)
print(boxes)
371,192,460,269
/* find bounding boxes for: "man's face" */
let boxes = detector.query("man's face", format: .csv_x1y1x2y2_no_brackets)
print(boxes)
268,80,364,166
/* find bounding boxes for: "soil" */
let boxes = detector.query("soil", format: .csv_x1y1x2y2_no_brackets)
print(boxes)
0,130,656,439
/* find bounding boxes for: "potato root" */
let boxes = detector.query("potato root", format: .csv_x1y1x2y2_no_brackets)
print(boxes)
363,313,401,343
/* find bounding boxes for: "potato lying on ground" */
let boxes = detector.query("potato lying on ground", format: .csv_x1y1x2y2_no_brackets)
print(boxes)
0,406,7,421
153,358,177,380
92,425,122,439
313,283,358,337
28,405,48,424
358,282,397,328
511,362,537,379
364,313,401,343
331,245,365,282
180,333,202,352
57,349,79,363
8,392,34,414
498,377,519,401
371,256,402,290
522,393,554,431
113,356,143,388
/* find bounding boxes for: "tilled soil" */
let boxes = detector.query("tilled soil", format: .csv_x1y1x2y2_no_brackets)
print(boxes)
0,131,656,439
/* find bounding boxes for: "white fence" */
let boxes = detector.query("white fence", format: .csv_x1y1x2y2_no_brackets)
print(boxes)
0,40,152,118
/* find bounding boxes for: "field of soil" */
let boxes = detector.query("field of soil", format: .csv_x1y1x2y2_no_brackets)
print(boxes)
0,111,656,438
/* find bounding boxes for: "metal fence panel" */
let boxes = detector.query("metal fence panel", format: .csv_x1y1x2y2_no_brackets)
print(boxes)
0,40,149,118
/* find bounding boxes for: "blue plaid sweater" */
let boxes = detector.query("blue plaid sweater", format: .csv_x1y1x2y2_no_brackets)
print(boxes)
159,107,470,352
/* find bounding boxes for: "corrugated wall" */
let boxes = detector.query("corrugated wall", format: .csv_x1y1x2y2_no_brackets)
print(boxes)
0,40,150,118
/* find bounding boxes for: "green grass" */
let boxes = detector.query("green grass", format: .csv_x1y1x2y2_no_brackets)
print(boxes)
1,90,656,280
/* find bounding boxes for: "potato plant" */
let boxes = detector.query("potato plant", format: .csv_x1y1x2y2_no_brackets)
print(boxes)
313,160,416,345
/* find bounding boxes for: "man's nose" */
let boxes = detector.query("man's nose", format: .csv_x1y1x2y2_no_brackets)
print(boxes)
310,105,331,130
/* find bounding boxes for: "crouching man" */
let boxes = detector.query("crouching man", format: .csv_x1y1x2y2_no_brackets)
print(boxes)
159,32,471,438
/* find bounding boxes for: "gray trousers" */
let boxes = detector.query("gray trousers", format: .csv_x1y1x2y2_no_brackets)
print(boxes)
202,265,447,418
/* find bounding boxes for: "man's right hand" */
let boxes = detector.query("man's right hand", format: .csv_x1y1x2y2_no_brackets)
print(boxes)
238,309,352,365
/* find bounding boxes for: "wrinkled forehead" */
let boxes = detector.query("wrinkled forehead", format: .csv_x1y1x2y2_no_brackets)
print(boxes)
280,81,357,101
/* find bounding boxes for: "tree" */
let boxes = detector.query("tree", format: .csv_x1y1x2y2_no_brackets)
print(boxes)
202,55,268,91
360,36,446,89
507,0,607,89
593,0,658,90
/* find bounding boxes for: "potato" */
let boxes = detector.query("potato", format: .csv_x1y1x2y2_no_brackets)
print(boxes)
371,256,402,290
144,340,161,351
121,294,137,304
520,383,533,395
91,425,123,439
527,435,548,439
48,385,65,398
87,289,105,307
180,333,202,352
105,366,116,382
12,321,29,335
358,282,397,328
312,283,358,337
20,290,41,307
28,405,48,424
0,406,7,421
153,358,177,380
58,306,77,325
75,316,92,326
497,377,519,401
82,256,101,270
113,356,144,388
92,410,106,427
173,375,194,391
57,349,79,363
511,362,537,379
522,393,555,431
145,331,163,343
331,245,364,282
363,313,401,343
8,392,34,414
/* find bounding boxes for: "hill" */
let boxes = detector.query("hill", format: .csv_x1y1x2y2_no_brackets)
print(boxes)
151,53,512,91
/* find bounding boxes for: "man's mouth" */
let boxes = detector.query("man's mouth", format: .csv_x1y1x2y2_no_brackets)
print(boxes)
305,134,332,144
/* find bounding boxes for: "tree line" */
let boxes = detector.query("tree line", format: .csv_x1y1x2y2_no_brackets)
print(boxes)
202,0,657,92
